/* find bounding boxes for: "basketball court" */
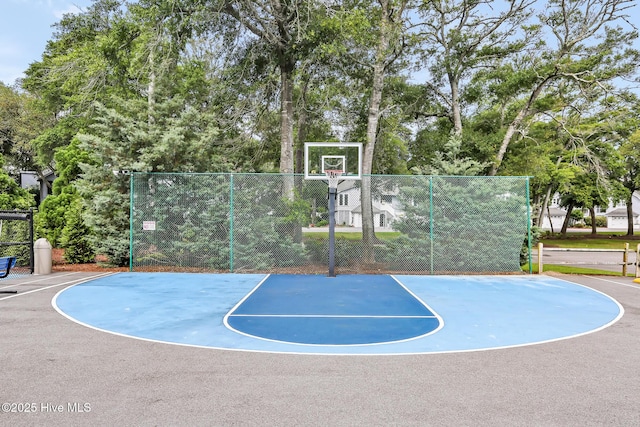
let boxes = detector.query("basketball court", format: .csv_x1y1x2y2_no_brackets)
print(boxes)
1,271,639,426
47,272,621,355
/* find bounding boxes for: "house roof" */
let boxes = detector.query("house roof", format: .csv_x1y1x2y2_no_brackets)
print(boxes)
337,180,358,192
351,204,397,216
351,204,382,214
605,208,640,217
546,207,567,216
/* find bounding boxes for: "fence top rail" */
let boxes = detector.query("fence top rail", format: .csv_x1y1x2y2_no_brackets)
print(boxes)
539,247,631,252
0,212,31,220
129,171,533,179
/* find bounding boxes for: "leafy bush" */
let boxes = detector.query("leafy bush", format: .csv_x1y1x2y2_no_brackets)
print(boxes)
35,191,77,247
584,216,607,227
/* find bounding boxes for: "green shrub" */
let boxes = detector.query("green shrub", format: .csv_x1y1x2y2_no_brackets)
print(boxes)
59,199,95,264
584,216,607,227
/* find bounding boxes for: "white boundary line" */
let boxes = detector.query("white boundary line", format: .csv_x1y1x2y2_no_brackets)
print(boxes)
229,314,438,318
0,272,80,292
0,272,116,301
391,275,445,338
579,275,640,289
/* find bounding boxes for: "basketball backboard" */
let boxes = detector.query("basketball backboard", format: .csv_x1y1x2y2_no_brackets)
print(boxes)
304,142,362,180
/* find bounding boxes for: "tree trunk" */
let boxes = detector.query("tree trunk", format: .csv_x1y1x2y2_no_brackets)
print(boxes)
538,184,554,229
295,78,310,175
560,200,574,235
449,77,463,136
279,61,295,199
488,76,555,176
590,207,597,235
626,193,634,236
361,6,390,263
148,48,156,126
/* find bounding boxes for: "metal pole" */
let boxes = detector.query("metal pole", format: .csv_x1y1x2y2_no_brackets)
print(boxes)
429,176,434,275
229,174,234,273
28,209,34,274
129,173,134,272
636,244,640,278
526,177,532,274
328,187,336,277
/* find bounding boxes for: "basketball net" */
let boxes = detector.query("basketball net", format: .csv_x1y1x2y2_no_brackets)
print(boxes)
324,170,343,189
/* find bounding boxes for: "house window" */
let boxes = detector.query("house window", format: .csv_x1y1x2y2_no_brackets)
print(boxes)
339,194,349,206
379,214,385,227
381,195,393,204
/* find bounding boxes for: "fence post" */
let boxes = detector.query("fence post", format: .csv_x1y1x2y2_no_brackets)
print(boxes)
129,173,134,272
636,244,640,278
623,242,629,277
429,176,434,275
537,242,543,274
229,174,234,273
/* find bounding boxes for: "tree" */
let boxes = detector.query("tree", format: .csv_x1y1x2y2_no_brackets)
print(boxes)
213,0,328,196
0,155,34,210
413,133,489,176
325,0,412,261
0,84,23,161
21,0,128,170
0,83,51,177
610,93,640,235
620,130,640,235
415,0,534,138
34,137,95,247
487,0,639,175
75,97,225,265
59,198,96,264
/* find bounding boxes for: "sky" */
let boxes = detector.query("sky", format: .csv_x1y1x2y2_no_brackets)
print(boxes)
1,0,639,87
0,0,94,85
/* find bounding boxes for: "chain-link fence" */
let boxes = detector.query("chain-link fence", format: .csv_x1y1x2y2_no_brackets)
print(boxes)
131,173,531,274
0,210,34,279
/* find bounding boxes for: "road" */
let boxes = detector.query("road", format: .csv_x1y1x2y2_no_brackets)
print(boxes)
532,247,638,274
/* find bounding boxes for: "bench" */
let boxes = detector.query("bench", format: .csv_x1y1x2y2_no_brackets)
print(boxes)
0,256,17,279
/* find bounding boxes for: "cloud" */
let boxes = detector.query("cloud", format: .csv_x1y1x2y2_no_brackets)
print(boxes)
0,39,26,84
53,3,85,19
0,65,26,85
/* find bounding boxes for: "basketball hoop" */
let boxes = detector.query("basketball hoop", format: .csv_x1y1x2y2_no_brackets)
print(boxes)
324,169,343,189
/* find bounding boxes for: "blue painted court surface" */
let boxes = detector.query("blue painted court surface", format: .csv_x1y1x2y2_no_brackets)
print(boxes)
53,273,623,355
226,275,440,345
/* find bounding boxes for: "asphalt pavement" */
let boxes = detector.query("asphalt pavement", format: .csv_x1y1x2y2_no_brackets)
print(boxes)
1,271,640,426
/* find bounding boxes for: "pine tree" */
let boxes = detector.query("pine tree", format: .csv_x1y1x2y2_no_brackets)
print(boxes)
59,199,96,264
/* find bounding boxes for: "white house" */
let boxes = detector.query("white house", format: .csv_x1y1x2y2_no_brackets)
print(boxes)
334,184,640,231
541,191,640,230
540,207,568,230
334,181,402,229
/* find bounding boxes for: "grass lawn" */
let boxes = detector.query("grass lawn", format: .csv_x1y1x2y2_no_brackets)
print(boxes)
522,263,637,277
540,231,640,250
535,231,639,276
304,230,638,276
303,231,401,241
